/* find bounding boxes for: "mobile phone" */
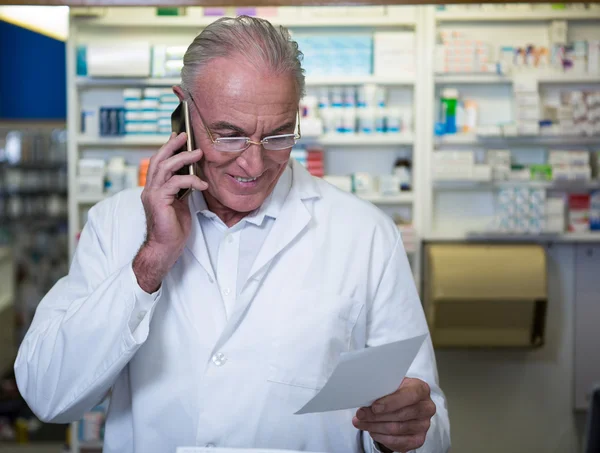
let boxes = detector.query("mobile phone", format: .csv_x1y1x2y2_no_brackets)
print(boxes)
171,100,196,200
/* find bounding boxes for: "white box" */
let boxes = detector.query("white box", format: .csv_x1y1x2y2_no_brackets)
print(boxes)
88,43,151,77
77,175,104,195
472,165,492,181
546,197,566,216
545,215,565,233
78,159,106,177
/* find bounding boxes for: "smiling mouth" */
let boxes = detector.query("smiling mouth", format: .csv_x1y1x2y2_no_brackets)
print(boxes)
234,176,258,183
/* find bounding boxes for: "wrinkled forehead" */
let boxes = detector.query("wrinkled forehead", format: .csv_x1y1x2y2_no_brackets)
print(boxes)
189,56,300,110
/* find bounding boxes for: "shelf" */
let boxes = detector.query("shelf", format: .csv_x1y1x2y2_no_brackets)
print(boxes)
436,9,600,22
435,72,600,85
306,75,414,86
435,134,600,147
2,162,67,170
73,14,416,28
467,232,600,243
433,180,600,191
359,193,414,204
76,77,180,87
0,189,68,196
318,133,413,146
425,232,600,243
77,75,414,88
77,194,106,204
435,74,512,85
77,135,168,146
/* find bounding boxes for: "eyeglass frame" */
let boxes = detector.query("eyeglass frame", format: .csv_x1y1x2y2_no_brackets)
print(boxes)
186,91,302,153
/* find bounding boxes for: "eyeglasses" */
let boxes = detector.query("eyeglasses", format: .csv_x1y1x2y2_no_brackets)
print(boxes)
187,92,301,153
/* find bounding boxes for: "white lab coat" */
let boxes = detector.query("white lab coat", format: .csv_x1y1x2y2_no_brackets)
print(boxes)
15,160,450,453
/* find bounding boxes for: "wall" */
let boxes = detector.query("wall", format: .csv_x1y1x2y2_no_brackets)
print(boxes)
0,19,66,120
435,244,587,453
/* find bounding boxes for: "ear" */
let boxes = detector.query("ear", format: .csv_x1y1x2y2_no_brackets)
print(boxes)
173,85,185,101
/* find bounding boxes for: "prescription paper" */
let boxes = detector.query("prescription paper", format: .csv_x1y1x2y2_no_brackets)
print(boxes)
295,334,428,415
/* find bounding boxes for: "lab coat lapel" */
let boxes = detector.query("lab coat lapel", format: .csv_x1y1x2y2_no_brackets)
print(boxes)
246,160,320,285
210,161,320,356
184,193,216,282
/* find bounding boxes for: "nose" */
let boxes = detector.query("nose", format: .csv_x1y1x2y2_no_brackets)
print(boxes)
236,142,265,177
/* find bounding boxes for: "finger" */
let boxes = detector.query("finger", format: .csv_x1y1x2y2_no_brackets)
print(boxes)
162,175,208,196
372,378,431,414
356,401,434,423
370,432,426,453
153,149,204,187
352,417,430,436
147,132,188,185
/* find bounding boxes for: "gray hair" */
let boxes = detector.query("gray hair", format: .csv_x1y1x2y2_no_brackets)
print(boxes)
181,15,305,98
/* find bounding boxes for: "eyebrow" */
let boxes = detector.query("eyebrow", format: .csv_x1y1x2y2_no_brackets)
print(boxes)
209,120,296,137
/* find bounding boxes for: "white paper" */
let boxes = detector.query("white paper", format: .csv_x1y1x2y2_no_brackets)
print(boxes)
295,334,428,415
177,449,325,453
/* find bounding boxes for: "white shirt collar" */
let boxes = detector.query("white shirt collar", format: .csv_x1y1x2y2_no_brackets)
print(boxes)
191,161,293,228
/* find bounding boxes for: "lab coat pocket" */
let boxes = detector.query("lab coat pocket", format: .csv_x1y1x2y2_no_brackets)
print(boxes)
267,289,364,391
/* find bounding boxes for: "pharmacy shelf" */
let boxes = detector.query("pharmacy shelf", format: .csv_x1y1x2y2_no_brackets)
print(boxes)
73,13,416,28
432,180,600,191
435,73,600,85
435,74,512,85
76,75,414,88
436,9,600,22
77,135,168,146
424,232,600,243
306,75,415,86
76,77,180,87
359,192,414,204
319,133,413,146
435,134,600,147
467,232,600,243
77,194,106,205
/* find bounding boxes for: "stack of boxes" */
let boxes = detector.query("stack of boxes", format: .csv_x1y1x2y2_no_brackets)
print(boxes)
373,32,415,77
432,151,491,181
496,187,545,233
513,78,540,136
294,35,372,77
291,146,324,177
568,194,590,233
549,150,592,181
545,195,566,233
158,90,179,135
77,159,105,197
436,31,493,74
124,88,178,135
566,91,600,137
487,150,511,181
151,45,186,78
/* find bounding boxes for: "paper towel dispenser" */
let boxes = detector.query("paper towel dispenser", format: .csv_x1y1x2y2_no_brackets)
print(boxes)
424,243,547,348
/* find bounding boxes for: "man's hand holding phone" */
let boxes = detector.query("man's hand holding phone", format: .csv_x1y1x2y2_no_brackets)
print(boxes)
133,132,207,293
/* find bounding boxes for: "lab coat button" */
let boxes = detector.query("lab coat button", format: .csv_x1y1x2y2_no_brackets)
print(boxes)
205,444,216,448
208,276,214,284
137,311,146,321
222,288,231,296
212,353,227,366
227,235,234,244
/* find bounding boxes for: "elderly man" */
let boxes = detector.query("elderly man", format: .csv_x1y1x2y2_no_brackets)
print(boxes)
15,16,450,453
